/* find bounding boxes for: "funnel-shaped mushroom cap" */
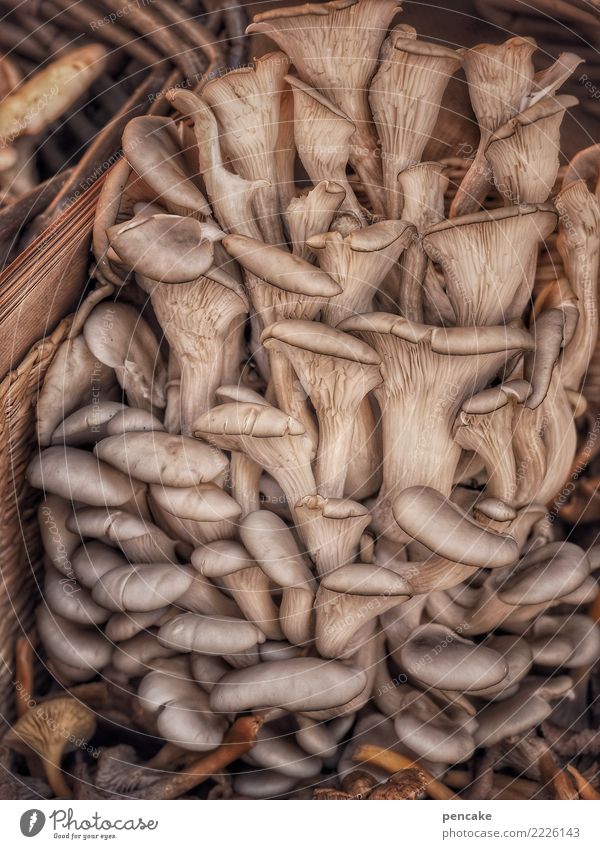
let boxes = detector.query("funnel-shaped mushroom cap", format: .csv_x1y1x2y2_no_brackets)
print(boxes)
473,691,552,748
223,234,341,298
262,319,380,368
122,115,210,215
72,542,128,589
498,542,589,605
0,44,108,145
27,447,141,507
108,214,215,283
4,697,97,798
486,95,578,205
369,29,461,216
94,431,227,486
210,657,368,713
44,566,109,626
394,486,519,568
400,623,509,691
294,494,371,577
159,613,266,655
423,205,557,325
83,302,166,412
286,181,347,260
191,540,253,578
37,607,111,671
91,563,193,612
307,221,415,326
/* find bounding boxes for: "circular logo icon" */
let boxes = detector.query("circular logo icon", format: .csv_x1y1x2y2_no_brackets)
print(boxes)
20,810,46,837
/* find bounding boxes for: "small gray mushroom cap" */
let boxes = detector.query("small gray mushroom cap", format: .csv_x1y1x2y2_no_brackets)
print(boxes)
190,653,230,691
111,631,179,676
474,691,552,747
27,446,141,507
51,401,126,445
394,486,519,568
159,613,266,655
137,669,208,714
246,727,322,778
95,431,227,487
92,563,194,612
393,708,475,764
38,495,80,576
400,623,509,691
471,635,533,698
233,770,299,799
37,606,112,671
44,566,110,626
210,658,368,713
72,542,128,589
157,697,227,752
104,512,179,564
498,542,590,605
191,540,253,578
105,606,170,642
530,614,600,667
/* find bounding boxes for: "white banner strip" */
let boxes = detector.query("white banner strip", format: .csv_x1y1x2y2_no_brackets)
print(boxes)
2,799,599,848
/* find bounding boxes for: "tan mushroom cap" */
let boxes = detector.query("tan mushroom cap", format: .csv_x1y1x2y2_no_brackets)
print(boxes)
137,669,206,714
400,624,509,691
45,566,110,626
108,214,215,283
72,542,128,589
105,606,170,642
91,563,194,612
4,697,97,798
474,691,552,747
149,483,241,523
233,770,299,799
190,653,229,692
209,657,368,713
122,115,210,215
194,401,307,440
27,446,141,507
498,542,590,605
38,495,81,577
262,319,381,365
191,540,253,578
157,697,227,752
321,563,412,597
471,635,533,698
239,510,313,588
158,613,266,655
530,614,600,667
111,630,178,676
223,233,342,297
51,401,127,445
37,606,112,671
94,431,227,486
246,726,322,778
393,486,519,568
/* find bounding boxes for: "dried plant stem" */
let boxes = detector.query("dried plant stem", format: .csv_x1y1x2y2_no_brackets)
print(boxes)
145,742,189,771
566,765,600,800
537,749,578,800
352,744,455,801
15,636,34,717
445,769,542,798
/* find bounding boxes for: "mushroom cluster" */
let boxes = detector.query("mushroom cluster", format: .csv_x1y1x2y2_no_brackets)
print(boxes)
25,0,600,799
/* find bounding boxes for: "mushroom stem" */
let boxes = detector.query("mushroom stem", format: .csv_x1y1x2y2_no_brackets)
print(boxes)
44,755,74,800
352,744,455,801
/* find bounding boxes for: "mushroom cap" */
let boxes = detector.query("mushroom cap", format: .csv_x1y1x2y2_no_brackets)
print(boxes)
4,697,96,758
111,631,178,676
194,402,307,439
72,542,128,589
320,563,412,597
157,698,227,752
474,692,552,747
261,319,381,366
498,542,589,605
400,624,509,691
158,613,266,654
191,540,253,578
393,711,475,764
239,510,313,588
189,653,229,691
149,483,241,523
27,446,140,507
51,401,126,445
209,657,368,713
393,486,519,568
91,563,194,612
108,214,215,283
472,635,533,698
222,233,342,297
94,431,227,486
38,495,81,576
246,726,322,778
122,115,210,215
233,770,299,799
137,669,205,714
37,606,111,671
44,566,110,626
105,606,170,642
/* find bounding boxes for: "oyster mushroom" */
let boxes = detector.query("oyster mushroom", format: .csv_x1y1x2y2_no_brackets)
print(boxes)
262,320,382,497
248,0,403,213
294,495,371,578
91,563,194,612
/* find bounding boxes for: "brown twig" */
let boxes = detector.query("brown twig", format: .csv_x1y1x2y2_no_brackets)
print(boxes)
537,748,578,800
352,744,455,801
15,636,34,717
566,765,600,800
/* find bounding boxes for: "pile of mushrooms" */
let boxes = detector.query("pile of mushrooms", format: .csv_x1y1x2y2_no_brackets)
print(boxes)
24,0,600,799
